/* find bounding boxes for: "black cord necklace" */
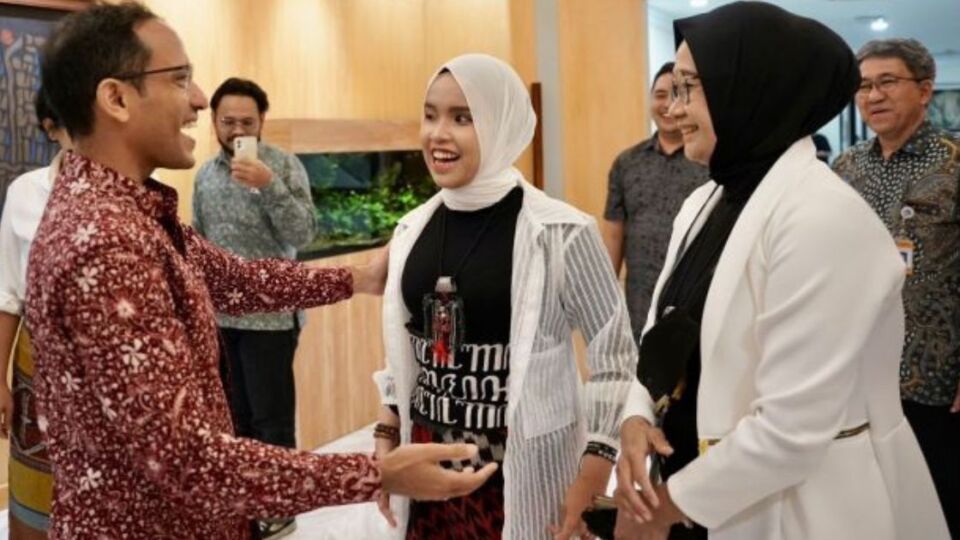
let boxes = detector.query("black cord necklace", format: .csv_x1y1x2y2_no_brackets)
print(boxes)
423,201,506,366
436,202,506,280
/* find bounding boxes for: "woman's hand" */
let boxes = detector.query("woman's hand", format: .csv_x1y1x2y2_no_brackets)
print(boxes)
374,406,401,526
351,245,389,296
613,510,670,540
375,434,399,527
549,454,613,539
615,416,674,523
615,484,689,539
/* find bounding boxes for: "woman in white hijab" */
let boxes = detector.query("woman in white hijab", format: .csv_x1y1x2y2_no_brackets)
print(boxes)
372,53,639,539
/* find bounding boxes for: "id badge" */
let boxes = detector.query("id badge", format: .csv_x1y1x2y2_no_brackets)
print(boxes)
895,237,915,275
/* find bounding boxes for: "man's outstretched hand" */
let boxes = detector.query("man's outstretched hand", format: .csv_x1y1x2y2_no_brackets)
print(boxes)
380,443,498,501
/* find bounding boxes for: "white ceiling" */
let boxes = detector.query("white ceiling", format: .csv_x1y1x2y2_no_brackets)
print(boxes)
647,0,960,84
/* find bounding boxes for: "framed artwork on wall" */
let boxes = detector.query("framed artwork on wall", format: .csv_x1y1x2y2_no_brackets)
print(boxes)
0,0,88,217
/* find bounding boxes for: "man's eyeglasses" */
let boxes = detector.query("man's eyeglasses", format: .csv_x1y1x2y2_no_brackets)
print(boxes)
671,73,701,105
216,117,260,130
113,64,194,89
856,75,925,96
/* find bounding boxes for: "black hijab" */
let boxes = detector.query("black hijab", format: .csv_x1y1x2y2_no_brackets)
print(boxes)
640,3,861,430
674,1,860,198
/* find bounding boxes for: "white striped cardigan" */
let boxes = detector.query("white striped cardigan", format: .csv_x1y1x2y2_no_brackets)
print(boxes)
374,180,638,539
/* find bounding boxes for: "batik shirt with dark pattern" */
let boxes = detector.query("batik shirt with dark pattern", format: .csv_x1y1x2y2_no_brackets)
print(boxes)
834,121,960,406
25,151,379,539
193,143,316,331
604,135,709,340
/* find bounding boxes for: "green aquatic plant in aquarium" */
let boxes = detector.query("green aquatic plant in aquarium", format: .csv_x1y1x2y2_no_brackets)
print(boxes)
297,150,436,259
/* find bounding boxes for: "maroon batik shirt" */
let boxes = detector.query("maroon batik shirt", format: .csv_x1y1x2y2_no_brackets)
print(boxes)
25,151,379,539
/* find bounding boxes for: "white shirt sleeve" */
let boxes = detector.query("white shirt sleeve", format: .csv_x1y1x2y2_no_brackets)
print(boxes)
0,165,55,315
0,185,26,315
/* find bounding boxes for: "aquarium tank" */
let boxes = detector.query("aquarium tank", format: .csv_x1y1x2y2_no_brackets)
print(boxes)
297,150,436,259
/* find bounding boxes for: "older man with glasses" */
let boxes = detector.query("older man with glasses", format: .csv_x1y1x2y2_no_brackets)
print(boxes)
834,38,960,538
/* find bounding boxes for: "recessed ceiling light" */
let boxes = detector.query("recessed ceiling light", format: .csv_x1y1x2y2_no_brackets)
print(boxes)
870,16,889,32
690,0,709,7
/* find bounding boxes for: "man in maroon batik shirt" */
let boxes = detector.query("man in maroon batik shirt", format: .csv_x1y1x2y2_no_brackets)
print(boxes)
26,2,496,538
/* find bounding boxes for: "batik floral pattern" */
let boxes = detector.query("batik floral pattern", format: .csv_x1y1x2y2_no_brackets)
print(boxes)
25,151,379,539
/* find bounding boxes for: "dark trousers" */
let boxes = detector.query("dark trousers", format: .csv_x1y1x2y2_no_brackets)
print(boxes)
903,400,960,539
220,326,300,449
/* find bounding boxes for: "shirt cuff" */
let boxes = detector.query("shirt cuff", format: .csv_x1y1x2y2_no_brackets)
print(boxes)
0,291,22,316
620,379,656,427
586,432,622,453
372,369,398,406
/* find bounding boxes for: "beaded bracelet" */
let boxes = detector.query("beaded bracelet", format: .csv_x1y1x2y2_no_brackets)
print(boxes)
373,423,400,443
583,441,618,464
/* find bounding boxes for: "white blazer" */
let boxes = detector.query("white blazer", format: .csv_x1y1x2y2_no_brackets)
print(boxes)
628,138,949,539
374,181,637,539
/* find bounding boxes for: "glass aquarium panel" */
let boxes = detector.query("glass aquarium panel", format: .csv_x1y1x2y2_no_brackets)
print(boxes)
297,150,436,259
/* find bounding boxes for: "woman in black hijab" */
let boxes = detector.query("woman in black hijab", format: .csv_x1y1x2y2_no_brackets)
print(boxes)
613,2,949,539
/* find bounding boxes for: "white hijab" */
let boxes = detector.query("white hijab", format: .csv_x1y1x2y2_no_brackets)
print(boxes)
426,54,537,211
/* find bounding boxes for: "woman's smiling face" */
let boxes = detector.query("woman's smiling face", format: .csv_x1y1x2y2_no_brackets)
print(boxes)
420,72,482,189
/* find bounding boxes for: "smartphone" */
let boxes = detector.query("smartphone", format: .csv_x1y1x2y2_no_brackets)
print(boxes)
233,135,258,161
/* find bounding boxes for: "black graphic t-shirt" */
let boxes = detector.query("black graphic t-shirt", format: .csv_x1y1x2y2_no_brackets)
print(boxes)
401,187,523,431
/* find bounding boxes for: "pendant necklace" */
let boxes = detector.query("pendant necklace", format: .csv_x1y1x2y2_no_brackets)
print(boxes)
423,202,505,366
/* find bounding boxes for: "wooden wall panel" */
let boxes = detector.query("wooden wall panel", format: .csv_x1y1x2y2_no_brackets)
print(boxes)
558,0,650,220
147,0,533,218
245,0,349,119
262,119,421,153
422,0,511,77
143,0,249,218
338,0,428,120
509,0,538,185
294,251,385,450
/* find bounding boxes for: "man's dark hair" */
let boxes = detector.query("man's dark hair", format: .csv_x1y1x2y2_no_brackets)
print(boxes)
211,78,270,115
41,1,157,137
34,87,60,129
651,61,675,90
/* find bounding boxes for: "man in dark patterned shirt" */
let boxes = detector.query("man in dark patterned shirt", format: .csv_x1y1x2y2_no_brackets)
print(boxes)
602,62,709,342
834,38,959,537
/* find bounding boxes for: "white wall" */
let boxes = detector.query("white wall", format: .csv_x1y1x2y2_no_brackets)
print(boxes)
535,0,566,199
647,5,675,84
936,56,960,87
647,6,676,134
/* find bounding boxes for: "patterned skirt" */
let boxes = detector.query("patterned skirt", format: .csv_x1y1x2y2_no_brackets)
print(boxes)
8,328,52,539
406,422,507,540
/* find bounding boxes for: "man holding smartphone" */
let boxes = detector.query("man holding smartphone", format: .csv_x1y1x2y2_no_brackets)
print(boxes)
193,77,315,539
